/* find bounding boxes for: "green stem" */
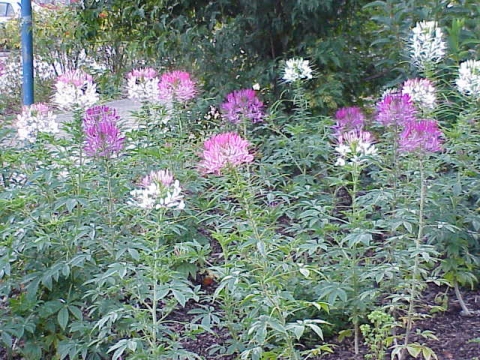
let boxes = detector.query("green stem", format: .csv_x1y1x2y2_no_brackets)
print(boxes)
151,211,163,350
104,158,117,254
403,157,426,351
351,162,360,355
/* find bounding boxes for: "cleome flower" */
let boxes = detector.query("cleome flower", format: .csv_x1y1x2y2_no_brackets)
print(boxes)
54,69,99,110
334,130,377,167
332,107,365,136
376,93,417,128
16,103,59,143
220,89,264,124
130,169,185,210
282,58,313,83
126,67,160,103
157,70,197,105
198,132,254,175
401,78,437,111
409,21,446,71
83,105,125,158
399,119,443,154
456,60,480,100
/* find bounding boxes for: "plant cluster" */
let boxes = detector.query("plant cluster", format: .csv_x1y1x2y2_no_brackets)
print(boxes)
0,1,480,360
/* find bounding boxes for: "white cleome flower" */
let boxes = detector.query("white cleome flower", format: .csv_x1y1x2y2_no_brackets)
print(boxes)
334,130,377,167
127,77,160,103
456,60,480,99
16,103,59,143
283,58,313,83
402,78,437,111
54,70,99,110
129,170,185,210
410,21,446,70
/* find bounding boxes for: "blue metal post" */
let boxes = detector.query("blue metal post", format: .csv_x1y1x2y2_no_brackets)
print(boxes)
21,0,34,105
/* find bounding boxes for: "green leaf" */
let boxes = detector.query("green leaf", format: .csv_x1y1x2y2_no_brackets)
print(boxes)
407,344,422,357
172,289,186,307
58,307,69,330
306,323,324,339
68,305,83,321
299,267,310,278
286,323,305,339
422,346,438,360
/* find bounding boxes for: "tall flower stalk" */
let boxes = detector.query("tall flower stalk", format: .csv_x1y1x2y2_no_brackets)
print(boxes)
128,170,185,354
83,105,125,244
409,21,446,76
375,93,417,208
282,57,313,115
393,118,443,359
157,70,197,138
333,128,377,354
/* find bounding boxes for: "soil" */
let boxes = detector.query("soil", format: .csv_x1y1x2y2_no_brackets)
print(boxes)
319,285,480,360
165,283,480,359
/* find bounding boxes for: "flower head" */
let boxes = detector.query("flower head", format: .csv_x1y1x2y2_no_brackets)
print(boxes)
126,68,160,103
198,132,254,175
0,60,5,77
83,106,124,158
54,70,99,110
130,169,185,210
409,21,446,70
158,70,196,105
283,58,313,83
334,130,377,166
376,93,417,127
16,103,59,143
332,107,365,135
221,89,264,124
399,119,443,154
456,60,480,99
83,105,119,127
401,78,437,111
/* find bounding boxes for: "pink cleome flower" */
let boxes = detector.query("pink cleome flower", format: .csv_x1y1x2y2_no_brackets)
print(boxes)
220,89,264,124
376,93,417,128
57,69,94,88
332,106,365,135
83,105,120,128
198,132,254,175
83,105,124,158
141,169,174,188
158,70,196,104
399,119,443,154
127,68,158,81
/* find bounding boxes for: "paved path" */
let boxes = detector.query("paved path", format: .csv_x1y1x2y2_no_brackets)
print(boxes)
55,98,142,125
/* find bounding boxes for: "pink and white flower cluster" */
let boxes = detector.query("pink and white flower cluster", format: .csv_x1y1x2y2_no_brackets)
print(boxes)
54,70,99,110
16,103,59,143
126,68,160,103
130,169,185,210
126,68,197,106
332,107,377,166
375,92,443,154
401,78,437,111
